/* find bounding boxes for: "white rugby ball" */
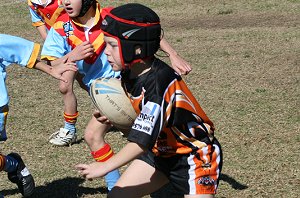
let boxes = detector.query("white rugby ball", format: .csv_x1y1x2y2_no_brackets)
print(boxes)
90,78,137,131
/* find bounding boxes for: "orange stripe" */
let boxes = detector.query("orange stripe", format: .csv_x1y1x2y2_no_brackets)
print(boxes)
193,145,219,194
178,80,214,128
164,80,176,104
91,33,104,53
172,127,207,150
64,112,79,119
3,109,8,127
32,21,45,27
41,55,57,61
53,21,65,30
94,149,113,162
0,154,5,171
27,43,40,68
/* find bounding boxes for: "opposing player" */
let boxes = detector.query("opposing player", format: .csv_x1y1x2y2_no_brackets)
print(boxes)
76,4,223,197
28,0,66,40
0,33,78,197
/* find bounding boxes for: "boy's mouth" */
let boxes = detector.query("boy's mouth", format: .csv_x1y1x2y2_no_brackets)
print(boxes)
65,7,73,14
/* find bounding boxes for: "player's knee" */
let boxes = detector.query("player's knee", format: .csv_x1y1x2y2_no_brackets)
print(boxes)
59,81,72,94
84,128,106,147
84,129,99,144
83,130,93,144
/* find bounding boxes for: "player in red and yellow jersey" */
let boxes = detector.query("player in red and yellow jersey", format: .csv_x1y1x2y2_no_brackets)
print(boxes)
76,4,222,197
28,0,67,40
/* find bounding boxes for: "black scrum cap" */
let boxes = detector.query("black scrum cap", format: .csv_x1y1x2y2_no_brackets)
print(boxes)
101,3,161,67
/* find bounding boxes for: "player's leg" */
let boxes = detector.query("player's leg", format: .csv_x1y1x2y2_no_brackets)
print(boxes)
108,159,169,198
0,72,9,142
0,105,8,142
1,153,35,197
49,70,78,146
84,115,120,191
75,72,89,92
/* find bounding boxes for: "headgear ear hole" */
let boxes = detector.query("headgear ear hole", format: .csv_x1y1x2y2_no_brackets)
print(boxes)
135,45,142,55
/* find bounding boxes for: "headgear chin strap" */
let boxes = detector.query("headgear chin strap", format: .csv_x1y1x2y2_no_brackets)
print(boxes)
78,0,95,17
101,3,161,69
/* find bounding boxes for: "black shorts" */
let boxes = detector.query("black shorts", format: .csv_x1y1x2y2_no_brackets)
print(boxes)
139,138,223,195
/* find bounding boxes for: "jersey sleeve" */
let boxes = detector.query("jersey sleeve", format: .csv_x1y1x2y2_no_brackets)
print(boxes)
28,6,44,27
0,34,40,68
41,27,69,60
127,95,164,149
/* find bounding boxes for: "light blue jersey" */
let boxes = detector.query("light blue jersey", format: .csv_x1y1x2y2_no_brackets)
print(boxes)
41,7,120,89
29,6,44,25
0,34,40,141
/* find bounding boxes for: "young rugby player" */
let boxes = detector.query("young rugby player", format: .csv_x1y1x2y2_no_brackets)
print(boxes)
28,0,66,40
0,33,77,197
76,4,223,197
42,0,193,191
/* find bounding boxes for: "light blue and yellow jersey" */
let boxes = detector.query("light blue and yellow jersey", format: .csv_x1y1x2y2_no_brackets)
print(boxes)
0,34,40,107
0,34,40,141
28,0,66,30
41,4,120,88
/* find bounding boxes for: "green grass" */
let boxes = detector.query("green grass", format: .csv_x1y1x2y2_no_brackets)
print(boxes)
1,0,300,197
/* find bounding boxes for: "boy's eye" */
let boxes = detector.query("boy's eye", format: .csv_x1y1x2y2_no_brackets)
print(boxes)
110,43,118,48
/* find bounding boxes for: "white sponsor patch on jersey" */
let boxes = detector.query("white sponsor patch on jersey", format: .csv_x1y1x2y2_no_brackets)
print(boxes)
132,101,160,135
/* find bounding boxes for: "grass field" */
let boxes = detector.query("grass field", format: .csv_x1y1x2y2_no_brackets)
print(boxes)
0,0,299,197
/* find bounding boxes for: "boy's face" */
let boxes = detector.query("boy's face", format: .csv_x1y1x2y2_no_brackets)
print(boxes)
62,0,82,17
104,36,123,71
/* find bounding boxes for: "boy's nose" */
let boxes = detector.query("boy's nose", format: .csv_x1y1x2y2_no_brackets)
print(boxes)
63,0,70,5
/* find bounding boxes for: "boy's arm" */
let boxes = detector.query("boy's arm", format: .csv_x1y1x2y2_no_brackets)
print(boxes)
160,38,192,75
36,25,48,40
33,59,77,82
76,142,145,179
64,41,94,63
44,41,94,66
28,4,47,40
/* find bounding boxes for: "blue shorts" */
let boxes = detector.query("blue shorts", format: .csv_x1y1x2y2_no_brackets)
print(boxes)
0,105,8,141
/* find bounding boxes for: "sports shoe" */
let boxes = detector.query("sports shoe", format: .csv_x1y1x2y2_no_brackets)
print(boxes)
7,153,35,197
48,128,77,146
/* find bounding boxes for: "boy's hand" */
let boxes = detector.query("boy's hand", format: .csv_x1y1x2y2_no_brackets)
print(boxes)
68,41,94,62
93,110,112,125
50,61,77,82
170,53,192,75
75,162,109,179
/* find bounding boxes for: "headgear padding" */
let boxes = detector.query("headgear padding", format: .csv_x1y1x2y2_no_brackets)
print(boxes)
78,0,95,17
101,3,161,67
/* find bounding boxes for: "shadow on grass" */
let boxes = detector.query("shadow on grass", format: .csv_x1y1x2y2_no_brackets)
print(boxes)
0,174,247,197
220,173,248,190
0,177,108,198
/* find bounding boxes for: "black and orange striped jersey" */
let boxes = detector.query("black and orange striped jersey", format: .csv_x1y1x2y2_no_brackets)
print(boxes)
125,58,215,157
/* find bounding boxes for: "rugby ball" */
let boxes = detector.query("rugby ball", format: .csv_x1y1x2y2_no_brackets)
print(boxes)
90,78,137,131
